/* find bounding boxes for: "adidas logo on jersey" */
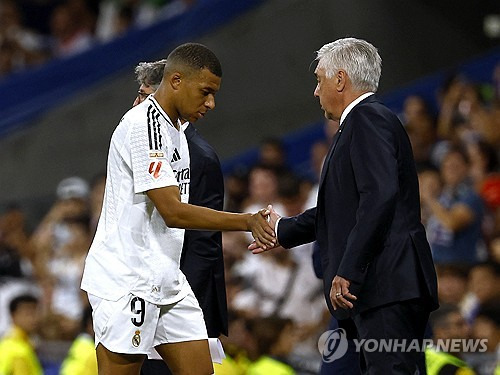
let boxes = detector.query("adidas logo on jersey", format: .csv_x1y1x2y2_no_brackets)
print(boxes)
171,148,181,163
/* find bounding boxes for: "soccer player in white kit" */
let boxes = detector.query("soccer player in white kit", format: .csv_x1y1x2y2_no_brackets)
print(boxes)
81,43,275,375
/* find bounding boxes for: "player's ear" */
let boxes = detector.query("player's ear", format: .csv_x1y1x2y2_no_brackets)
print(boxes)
169,72,182,90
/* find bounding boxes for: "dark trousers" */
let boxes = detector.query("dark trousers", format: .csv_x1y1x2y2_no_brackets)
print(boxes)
352,298,430,375
320,317,361,375
140,359,171,375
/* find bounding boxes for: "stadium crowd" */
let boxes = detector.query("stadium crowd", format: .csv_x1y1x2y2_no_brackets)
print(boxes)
0,0,198,77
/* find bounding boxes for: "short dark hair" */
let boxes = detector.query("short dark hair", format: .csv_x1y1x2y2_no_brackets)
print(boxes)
476,300,500,326
444,144,470,165
247,316,293,357
435,264,470,279
166,43,222,77
429,304,461,329
9,294,38,315
472,261,500,277
81,305,93,332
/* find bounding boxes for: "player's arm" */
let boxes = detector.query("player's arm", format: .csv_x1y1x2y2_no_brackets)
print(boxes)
147,186,276,248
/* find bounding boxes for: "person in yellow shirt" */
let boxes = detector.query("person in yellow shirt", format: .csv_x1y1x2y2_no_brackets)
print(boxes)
426,305,476,375
59,306,97,375
246,317,297,375
0,294,43,375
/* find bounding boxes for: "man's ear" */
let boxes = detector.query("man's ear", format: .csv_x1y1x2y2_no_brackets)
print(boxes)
169,72,182,90
336,70,346,92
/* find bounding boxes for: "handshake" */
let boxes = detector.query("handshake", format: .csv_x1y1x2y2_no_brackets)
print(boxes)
247,204,281,254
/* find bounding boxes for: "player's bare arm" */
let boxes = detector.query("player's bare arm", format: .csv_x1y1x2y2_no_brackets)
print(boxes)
147,186,276,249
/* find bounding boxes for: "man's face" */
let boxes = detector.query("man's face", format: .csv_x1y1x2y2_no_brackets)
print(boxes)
176,68,221,123
12,302,40,334
314,66,341,121
434,312,469,341
133,83,155,106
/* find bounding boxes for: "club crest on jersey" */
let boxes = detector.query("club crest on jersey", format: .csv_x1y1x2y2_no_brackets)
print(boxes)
149,161,162,179
132,330,141,347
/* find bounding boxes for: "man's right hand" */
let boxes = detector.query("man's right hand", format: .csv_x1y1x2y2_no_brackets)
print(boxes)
247,207,276,250
248,205,281,254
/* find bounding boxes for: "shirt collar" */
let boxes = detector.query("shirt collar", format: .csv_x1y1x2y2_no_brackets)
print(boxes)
147,96,176,129
339,92,374,126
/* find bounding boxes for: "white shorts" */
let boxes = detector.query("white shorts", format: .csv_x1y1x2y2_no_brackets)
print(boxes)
88,290,207,355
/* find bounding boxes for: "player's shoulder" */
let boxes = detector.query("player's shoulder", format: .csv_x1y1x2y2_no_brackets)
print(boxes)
126,101,150,122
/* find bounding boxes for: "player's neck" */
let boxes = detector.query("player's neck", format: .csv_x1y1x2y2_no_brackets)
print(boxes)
153,91,179,126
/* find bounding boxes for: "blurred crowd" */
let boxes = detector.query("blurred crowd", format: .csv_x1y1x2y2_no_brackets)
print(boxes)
0,38,499,375
0,0,197,77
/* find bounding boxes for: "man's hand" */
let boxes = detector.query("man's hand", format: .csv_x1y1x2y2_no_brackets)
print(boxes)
330,275,357,310
248,205,281,254
246,207,276,250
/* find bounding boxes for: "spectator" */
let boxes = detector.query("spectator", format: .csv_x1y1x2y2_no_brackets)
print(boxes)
0,0,47,76
233,245,325,323
246,317,297,375
418,166,442,227
88,172,106,236
465,261,500,324
41,213,91,340
466,140,499,194
303,139,329,209
257,138,287,171
29,176,90,338
403,95,437,169
215,314,257,375
0,204,34,278
436,76,478,142
0,294,43,375
50,2,94,57
426,304,475,375
224,167,248,213
423,146,485,265
435,264,469,307
489,235,500,263
59,306,98,375
242,164,283,214
472,301,500,353
467,301,500,375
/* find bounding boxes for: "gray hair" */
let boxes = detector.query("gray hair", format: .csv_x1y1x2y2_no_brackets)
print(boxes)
316,38,382,92
134,59,167,89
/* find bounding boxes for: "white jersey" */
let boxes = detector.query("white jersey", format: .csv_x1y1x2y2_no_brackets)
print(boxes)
81,96,191,305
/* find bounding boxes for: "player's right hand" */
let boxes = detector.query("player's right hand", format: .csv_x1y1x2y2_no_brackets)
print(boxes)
247,208,276,250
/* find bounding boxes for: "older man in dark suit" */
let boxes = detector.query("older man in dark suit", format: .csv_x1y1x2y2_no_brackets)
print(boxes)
251,38,438,374
133,60,227,375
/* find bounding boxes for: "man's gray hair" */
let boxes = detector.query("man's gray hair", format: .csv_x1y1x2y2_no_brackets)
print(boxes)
316,38,382,92
134,59,167,89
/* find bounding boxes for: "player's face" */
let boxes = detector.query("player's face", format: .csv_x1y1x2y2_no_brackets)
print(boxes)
314,66,341,121
133,84,155,106
177,68,221,123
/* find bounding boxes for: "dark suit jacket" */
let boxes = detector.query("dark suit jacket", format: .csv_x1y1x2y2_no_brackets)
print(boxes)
278,95,438,319
180,124,228,337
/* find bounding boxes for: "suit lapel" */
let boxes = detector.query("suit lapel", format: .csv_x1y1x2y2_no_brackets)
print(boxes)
318,95,378,189
318,126,343,188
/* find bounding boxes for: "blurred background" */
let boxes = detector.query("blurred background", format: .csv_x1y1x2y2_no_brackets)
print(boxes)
0,0,499,374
